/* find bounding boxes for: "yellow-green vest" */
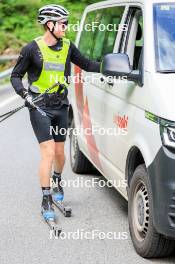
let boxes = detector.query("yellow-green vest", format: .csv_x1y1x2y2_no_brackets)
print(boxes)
30,36,70,94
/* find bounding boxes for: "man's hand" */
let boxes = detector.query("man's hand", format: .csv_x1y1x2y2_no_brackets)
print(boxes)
24,93,36,109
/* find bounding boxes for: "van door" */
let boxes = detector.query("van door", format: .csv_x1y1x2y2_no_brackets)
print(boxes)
101,7,144,195
72,9,102,129
74,5,127,172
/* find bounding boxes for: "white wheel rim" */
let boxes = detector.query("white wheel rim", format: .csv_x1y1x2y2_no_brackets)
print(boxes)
132,181,149,242
70,127,78,167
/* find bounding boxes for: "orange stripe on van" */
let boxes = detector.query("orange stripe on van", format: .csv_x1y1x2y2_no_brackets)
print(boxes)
82,97,103,172
74,65,84,123
74,66,103,172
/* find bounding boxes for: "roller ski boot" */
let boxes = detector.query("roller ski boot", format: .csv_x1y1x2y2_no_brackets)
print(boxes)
52,173,72,217
41,194,62,236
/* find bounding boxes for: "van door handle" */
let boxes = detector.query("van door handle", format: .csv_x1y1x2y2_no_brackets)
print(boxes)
107,79,114,87
100,76,114,87
100,76,105,83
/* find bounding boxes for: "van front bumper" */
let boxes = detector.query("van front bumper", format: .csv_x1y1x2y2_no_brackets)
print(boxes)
148,146,175,239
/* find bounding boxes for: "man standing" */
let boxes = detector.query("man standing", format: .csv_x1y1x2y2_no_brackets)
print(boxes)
11,4,100,220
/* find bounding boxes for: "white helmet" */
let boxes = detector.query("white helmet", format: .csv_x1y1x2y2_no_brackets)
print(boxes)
38,4,69,25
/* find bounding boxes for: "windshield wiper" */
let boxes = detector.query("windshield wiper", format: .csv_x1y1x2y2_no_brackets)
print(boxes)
157,70,175,73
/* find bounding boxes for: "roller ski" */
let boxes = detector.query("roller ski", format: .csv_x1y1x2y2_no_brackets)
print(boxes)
41,193,62,237
52,173,72,217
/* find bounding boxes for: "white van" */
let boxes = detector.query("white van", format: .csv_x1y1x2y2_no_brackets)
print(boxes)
68,0,175,258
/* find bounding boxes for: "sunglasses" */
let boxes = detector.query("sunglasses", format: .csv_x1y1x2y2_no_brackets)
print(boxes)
58,20,68,26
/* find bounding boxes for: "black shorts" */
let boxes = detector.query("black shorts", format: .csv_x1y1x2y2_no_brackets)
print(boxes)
29,104,69,144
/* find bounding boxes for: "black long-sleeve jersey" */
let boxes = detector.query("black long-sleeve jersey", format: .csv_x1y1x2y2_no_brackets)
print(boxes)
10,39,101,107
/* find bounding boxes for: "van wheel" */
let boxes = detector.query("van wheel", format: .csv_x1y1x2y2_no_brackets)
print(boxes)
69,119,95,174
128,164,175,258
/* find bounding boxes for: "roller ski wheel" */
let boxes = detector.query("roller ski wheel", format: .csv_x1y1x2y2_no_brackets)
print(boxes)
52,178,72,217
41,195,62,236
53,199,72,217
41,212,62,238
52,191,72,217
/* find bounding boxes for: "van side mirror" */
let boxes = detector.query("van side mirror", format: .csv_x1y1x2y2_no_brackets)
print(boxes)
101,53,143,86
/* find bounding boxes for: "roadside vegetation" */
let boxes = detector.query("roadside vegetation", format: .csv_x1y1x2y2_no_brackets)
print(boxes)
0,0,99,54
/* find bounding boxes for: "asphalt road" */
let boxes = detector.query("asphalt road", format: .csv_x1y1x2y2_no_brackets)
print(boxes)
0,84,175,264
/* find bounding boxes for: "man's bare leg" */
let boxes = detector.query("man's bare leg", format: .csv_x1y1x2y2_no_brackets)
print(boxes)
39,139,55,187
52,142,66,201
54,142,66,173
39,139,56,220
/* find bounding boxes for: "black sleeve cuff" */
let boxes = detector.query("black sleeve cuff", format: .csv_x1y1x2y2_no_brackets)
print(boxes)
18,89,28,99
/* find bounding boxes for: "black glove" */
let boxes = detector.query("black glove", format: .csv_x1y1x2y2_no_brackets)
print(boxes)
24,93,36,109
57,84,68,100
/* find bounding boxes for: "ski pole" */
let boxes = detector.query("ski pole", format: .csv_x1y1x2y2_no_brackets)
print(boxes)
35,106,46,117
32,81,62,103
0,105,25,119
0,81,64,123
0,105,25,123
0,105,46,123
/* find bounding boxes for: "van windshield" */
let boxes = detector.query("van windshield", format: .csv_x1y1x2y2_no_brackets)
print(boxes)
154,3,175,72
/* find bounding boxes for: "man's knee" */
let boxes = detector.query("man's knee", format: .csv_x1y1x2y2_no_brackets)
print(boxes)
55,142,65,159
40,141,55,161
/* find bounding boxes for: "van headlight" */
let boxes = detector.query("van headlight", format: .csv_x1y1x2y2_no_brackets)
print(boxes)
145,111,175,149
160,126,175,148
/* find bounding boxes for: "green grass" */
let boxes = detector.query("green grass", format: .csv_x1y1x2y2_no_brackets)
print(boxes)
0,0,100,54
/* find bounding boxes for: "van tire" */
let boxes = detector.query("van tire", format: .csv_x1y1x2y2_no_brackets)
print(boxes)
128,164,175,258
69,119,95,174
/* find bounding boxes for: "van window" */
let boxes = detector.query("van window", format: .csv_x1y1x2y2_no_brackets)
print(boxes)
79,6,125,62
154,3,175,72
123,8,143,70
92,6,125,61
78,11,103,59
133,14,143,69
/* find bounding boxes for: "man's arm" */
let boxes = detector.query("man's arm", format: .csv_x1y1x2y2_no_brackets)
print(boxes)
70,42,101,73
10,44,31,98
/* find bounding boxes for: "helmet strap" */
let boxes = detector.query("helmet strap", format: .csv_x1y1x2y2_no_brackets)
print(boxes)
47,21,60,41
46,22,63,51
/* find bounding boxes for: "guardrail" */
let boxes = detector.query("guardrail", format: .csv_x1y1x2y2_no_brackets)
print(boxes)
0,67,13,80
0,55,18,62
0,55,18,80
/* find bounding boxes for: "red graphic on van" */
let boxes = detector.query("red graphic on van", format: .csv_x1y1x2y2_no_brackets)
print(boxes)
74,65,84,122
82,97,103,172
113,113,129,130
74,65,103,173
